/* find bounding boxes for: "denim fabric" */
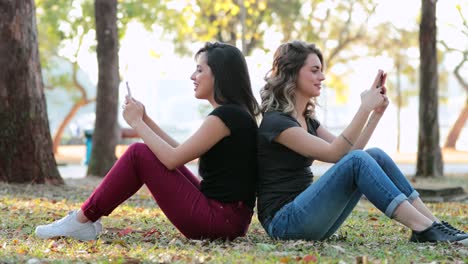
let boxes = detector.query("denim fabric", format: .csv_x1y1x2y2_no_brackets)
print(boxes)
266,148,419,241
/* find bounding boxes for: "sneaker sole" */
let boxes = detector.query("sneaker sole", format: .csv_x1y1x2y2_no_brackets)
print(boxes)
457,237,468,246
36,228,97,241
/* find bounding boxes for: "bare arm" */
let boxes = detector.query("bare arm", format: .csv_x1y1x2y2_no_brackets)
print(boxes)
143,115,179,147
132,116,229,170
352,111,382,150
276,105,372,163
276,71,386,163
124,98,229,170
131,99,180,147
316,125,336,143
352,72,389,149
316,99,387,151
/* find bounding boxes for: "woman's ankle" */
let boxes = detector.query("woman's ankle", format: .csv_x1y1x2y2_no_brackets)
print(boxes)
76,209,90,223
393,201,433,231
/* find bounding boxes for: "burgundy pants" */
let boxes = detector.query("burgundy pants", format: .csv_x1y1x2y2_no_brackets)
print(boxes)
81,143,253,240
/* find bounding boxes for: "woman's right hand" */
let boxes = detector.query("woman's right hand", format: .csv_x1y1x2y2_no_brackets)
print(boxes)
128,98,148,122
360,70,386,111
360,87,385,111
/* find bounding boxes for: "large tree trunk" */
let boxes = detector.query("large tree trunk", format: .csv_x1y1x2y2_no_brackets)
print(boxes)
0,0,62,184
416,0,443,178
87,0,120,177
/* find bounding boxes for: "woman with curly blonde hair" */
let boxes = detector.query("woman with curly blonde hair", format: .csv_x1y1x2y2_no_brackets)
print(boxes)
256,40,467,244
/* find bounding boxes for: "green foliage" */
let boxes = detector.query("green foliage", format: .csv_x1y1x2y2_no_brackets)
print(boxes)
153,0,300,56
37,0,93,97
36,0,169,91
0,177,467,263
117,0,169,39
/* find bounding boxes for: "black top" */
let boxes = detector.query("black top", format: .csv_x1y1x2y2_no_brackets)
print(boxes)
199,104,258,208
257,111,321,224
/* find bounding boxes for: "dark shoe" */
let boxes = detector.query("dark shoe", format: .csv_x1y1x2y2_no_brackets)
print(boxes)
441,221,466,235
410,222,468,244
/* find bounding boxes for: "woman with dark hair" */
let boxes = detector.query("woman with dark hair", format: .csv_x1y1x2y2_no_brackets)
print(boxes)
257,40,467,244
36,42,260,241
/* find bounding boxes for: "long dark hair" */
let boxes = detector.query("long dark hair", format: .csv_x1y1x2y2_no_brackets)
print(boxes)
260,40,323,118
195,42,260,119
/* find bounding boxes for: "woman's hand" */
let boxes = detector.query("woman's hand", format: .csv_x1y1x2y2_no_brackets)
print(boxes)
360,70,386,111
131,98,148,121
123,96,145,128
360,87,385,111
374,71,389,114
374,94,389,114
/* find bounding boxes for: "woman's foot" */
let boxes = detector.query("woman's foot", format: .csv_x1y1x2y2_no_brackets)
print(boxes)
35,211,101,241
441,221,466,235
410,222,468,245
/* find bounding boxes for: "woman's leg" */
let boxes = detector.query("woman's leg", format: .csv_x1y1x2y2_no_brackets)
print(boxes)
267,150,432,241
365,148,438,222
366,148,468,236
82,143,251,240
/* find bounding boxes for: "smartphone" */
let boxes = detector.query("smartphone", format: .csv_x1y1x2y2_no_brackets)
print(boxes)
378,72,385,94
377,72,384,87
125,81,132,97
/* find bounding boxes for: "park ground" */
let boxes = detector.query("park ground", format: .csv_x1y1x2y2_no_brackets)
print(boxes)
0,146,467,263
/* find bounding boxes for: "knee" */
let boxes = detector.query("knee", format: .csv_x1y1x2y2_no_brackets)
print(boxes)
365,147,389,161
127,142,147,152
127,142,153,158
346,150,374,166
365,147,384,156
348,149,369,160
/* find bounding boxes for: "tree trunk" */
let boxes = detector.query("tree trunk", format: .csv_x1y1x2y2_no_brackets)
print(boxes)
444,99,468,149
416,0,443,178
0,0,62,184
87,0,120,177
443,43,467,149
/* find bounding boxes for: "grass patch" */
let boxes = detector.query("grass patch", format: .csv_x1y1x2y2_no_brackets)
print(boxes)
0,177,467,263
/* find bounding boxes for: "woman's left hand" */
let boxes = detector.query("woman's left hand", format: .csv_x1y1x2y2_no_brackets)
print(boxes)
374,94,389,114
122,96,145,128
375,71,389,114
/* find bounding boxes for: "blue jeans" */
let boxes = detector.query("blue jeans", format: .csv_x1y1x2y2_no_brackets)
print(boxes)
265,148,419,241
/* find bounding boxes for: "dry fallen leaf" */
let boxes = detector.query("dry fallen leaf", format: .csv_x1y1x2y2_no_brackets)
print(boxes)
118,227,134,237
302,255,318,263
356,255,368,264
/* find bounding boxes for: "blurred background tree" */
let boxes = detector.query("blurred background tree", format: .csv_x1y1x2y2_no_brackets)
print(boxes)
440,5,468,150
23,0,466,181
417,0,443,177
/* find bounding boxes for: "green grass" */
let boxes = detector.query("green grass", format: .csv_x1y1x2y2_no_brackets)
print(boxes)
0,177,467,263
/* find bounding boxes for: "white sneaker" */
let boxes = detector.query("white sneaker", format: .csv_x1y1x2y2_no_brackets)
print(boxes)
35,211,100,241
93,218,103,234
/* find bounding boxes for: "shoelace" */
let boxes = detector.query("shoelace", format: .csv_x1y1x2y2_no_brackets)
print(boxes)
433,223,458,236
442,221,466,235
48,211,74,226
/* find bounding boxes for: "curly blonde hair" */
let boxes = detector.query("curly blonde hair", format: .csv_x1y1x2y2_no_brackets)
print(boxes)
260,41,323,118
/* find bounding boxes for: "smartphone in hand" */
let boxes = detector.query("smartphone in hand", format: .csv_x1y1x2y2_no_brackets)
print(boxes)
125,81,132,97
378,72,386,94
